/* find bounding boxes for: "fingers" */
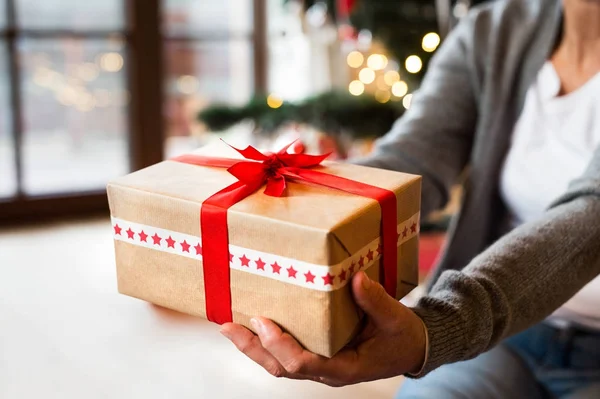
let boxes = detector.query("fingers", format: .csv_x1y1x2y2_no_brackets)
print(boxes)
220,323,288,378
251,317,361,383
221,322,327,383
222,318,365,386
351,271,404,328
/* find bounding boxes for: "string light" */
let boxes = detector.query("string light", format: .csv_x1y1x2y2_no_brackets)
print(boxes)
384,70,400,85
422,32,441,52
403,93,413,109
348,80,365,96
367,54,388,70
99,52,124,72
405,55,423,74
177,75,199,95
346,51,364,68
375,90,391,103
267,94,284,109
358,68,375,84
392,81,408,97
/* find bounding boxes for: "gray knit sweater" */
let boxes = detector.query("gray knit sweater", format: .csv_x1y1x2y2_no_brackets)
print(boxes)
355,0,600,376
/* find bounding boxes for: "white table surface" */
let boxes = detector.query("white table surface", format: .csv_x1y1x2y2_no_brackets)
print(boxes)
0,217,403,399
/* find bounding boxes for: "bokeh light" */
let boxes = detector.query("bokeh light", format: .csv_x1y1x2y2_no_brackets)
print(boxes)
384,70,400,85
375,90,391,103
348,80,365,96
405,55,423,74
267,93,284,108
177,75,199,95
99,52,123,72
346,51,364,68
422,32,441,52
392,81,408,97
358,68,375,84
367,54,388,70
403,93,413,109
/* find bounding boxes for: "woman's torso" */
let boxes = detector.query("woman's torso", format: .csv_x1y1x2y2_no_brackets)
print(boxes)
500,61,600,329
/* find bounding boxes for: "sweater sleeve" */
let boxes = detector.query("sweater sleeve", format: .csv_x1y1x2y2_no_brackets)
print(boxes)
410,146,600,376
352,11,480,216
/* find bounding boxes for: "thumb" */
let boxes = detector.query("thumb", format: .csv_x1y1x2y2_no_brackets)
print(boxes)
352,271,404,328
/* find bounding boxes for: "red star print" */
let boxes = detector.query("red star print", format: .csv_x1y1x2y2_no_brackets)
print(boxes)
240,255,250,267
180,240,190,253
152,233,162,245
166,236,176,248
229,253,234,263
410,222,417,233
287,266,297,278
376,243,383,254
113,224,122,235
126,228,134,239
255,258,265,271
271,262,282,274
338,269,347,282
348,262,356,275
194,243,202,255
366,249,374,262
322,273,335,285
138,230,148,242
358,257,365,268
304,271,316,283
402,226,409,238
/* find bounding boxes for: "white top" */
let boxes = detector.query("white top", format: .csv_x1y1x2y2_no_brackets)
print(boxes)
500,62,600,330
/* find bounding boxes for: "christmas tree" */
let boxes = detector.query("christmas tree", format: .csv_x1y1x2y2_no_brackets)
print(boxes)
199,91,403,139
199,0,442,141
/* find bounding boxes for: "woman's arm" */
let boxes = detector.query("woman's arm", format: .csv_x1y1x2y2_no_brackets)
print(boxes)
412,148,600,375
353,10,480,216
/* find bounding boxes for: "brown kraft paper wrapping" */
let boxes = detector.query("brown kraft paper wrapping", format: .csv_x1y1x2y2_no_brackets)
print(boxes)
107,143,421,357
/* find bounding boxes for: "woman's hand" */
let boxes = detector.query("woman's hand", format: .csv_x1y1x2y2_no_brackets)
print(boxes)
220,271,427,387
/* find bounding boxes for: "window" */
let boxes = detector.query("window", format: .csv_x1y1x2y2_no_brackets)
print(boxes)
0,0,289,221
0,0,165,220
162,0,259,158
0,0,138,220
12,1,129,196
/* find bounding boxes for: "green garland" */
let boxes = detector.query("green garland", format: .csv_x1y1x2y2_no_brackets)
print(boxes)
198,91,404,139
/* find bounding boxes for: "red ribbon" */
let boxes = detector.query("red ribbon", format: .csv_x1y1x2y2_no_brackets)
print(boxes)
172,142,398,325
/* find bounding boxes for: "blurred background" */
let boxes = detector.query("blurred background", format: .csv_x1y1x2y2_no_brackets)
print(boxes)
0,1,486,398
0,0,484,224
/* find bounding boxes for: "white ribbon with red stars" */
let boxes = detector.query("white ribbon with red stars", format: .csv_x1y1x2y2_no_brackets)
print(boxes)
111,212,420,292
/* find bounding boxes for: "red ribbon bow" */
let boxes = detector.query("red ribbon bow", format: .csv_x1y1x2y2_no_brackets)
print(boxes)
173,142,398,325
225,141,331,197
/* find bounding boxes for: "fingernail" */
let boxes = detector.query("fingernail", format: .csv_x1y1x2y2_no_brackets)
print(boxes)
220,327,232,340
361,272,371,290
250,318,264,335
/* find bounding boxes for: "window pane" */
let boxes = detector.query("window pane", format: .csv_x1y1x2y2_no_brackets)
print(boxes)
267,0,317,101
0,1,6,28
20,39,129,195
163,0,252,37
0,42,16,198
16,0,124,30
163,40,253,158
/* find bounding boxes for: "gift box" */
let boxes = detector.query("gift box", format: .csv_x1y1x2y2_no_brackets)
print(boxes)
107,142,421,357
